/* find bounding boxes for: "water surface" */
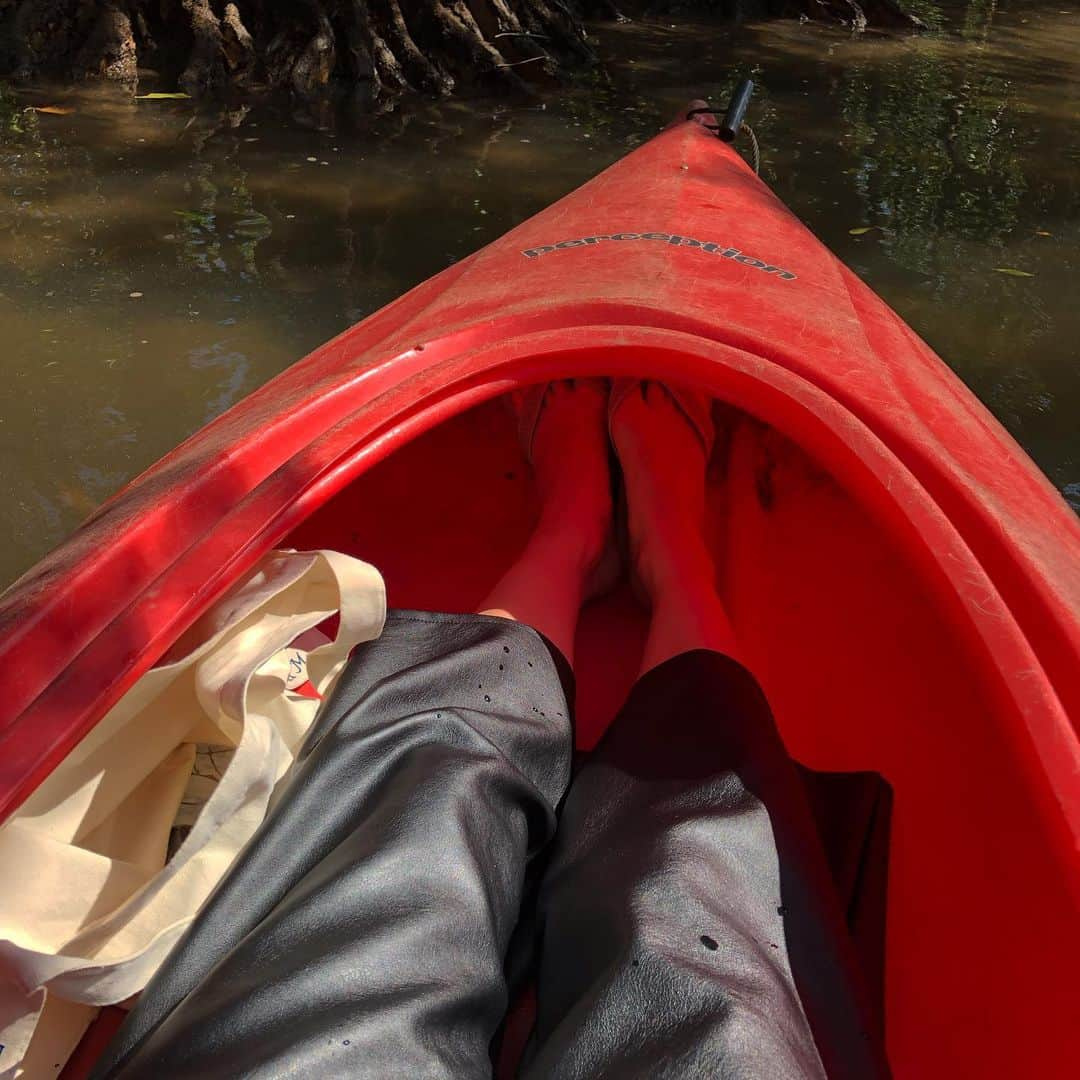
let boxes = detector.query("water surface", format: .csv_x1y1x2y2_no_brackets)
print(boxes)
2,0,1078,589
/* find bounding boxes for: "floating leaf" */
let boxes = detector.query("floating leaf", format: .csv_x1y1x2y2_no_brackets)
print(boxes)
31,105,73,116
848,226,875,235
135,92,190,100
993,268,1035,278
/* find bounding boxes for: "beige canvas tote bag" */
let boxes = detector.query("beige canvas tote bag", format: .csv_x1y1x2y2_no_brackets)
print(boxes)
0,548,386,1078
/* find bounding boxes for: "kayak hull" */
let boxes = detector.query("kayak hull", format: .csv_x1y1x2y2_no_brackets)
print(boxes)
1,115,1078,1078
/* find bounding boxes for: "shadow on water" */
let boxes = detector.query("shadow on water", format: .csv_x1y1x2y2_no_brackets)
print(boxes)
1,0,1078,589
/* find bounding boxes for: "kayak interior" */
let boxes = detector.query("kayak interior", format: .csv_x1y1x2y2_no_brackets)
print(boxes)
286,388,1075,1078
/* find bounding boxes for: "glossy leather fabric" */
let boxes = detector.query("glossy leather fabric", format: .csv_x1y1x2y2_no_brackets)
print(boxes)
96,611,888,1079
520,652,889,1080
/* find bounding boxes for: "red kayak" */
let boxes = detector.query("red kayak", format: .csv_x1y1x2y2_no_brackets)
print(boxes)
2,107,1078,1077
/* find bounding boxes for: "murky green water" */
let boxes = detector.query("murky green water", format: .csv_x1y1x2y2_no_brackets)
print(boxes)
2,1,1078,590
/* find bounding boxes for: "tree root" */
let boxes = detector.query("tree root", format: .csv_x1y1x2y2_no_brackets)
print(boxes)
75,2,137,84
801,0,925,31
0,0,925,102
290,0,338,99
221,3,258,83
0,0,595,100
10,0,98,78
384,0,454,94
178,0,229,96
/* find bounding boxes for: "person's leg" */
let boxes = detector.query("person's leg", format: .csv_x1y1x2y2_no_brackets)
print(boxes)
611,380,740,673
521,384,889,1080
480,379,615,662
95,383,614,1079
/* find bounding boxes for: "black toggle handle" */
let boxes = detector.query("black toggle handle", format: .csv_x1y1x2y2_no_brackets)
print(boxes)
719,78,754,142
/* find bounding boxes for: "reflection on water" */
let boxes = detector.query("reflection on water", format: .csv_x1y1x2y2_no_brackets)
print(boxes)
1,0,1078,589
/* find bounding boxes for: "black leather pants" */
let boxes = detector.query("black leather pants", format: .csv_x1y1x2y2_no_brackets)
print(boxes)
95,611,890,1079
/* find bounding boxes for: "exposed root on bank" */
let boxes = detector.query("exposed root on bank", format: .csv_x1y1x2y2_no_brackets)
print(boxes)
799,0,925,31
0,0,925,102
75,2,138,83
0,0,597,101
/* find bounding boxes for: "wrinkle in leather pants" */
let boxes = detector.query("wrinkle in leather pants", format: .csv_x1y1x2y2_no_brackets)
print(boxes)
95,611,890,1079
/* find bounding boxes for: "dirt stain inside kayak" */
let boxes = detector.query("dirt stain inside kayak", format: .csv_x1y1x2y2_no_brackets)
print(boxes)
1,0,1078,590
